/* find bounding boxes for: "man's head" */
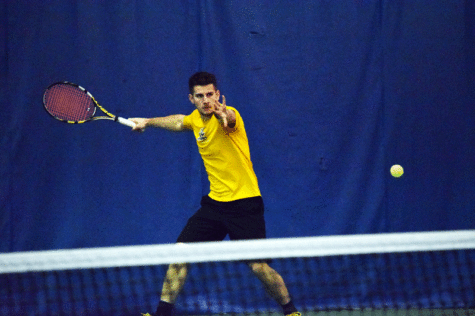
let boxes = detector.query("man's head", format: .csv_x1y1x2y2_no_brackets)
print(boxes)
188,72,220,118
188,72,217,94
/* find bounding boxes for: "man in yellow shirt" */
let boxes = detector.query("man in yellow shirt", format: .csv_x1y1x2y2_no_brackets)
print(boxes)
130,72,300,316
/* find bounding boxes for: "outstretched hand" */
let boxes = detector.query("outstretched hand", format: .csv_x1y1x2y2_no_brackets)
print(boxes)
212,95,229,127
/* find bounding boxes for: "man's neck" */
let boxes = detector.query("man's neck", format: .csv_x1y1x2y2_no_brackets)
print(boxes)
200,113,213,122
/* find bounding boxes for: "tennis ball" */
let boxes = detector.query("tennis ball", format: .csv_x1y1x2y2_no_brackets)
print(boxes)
390,164,404,178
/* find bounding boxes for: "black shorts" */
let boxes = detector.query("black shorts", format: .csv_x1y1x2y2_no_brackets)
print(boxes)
177,195,266,243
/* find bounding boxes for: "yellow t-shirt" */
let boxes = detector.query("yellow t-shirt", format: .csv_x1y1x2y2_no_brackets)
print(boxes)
183,107,261,202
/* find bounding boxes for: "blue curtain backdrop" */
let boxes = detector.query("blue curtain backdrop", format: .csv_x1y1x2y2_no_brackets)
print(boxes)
1,1,474,252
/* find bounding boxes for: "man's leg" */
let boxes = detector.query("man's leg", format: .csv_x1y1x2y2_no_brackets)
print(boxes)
150,197,227,316
153,263,188,316
161,262,189,303
248,261,300,315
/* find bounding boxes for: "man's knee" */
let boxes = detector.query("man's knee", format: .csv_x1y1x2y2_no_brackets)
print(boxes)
247,261,269,275
168,243,189,270
169,262,188,271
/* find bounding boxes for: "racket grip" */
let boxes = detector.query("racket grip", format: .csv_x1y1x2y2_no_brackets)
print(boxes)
117,117,136,128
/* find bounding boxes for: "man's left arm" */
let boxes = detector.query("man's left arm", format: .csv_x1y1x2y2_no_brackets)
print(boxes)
213,96,237,132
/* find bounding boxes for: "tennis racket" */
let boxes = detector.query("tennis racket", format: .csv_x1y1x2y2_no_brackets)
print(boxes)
43,81,136,128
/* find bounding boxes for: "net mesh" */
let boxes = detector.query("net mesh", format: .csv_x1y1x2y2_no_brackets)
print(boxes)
43,83,95,122
1,231,474,316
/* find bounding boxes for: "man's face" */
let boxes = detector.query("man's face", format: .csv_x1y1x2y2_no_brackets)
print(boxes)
189,84,220,117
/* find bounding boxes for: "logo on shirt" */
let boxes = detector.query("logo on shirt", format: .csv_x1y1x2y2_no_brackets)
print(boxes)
197,128,207,142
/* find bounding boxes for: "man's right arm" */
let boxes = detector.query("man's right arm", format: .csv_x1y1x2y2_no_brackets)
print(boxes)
129,115,188,132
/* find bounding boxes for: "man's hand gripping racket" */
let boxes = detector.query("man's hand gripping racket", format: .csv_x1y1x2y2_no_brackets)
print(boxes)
43,82,136,128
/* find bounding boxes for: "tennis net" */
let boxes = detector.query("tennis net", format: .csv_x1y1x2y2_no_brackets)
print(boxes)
1,230,474,316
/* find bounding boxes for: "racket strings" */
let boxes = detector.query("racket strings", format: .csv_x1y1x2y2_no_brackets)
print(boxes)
44,84,95,122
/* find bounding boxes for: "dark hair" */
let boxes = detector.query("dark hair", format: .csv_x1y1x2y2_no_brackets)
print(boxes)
188,72,217,94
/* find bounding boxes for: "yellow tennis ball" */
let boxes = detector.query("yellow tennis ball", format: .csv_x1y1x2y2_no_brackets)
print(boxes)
390,164,404,178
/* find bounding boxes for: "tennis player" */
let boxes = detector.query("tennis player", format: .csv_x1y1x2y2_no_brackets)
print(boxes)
130,72,301,316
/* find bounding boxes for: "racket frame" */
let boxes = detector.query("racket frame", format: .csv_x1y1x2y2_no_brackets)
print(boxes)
43,81,135,127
